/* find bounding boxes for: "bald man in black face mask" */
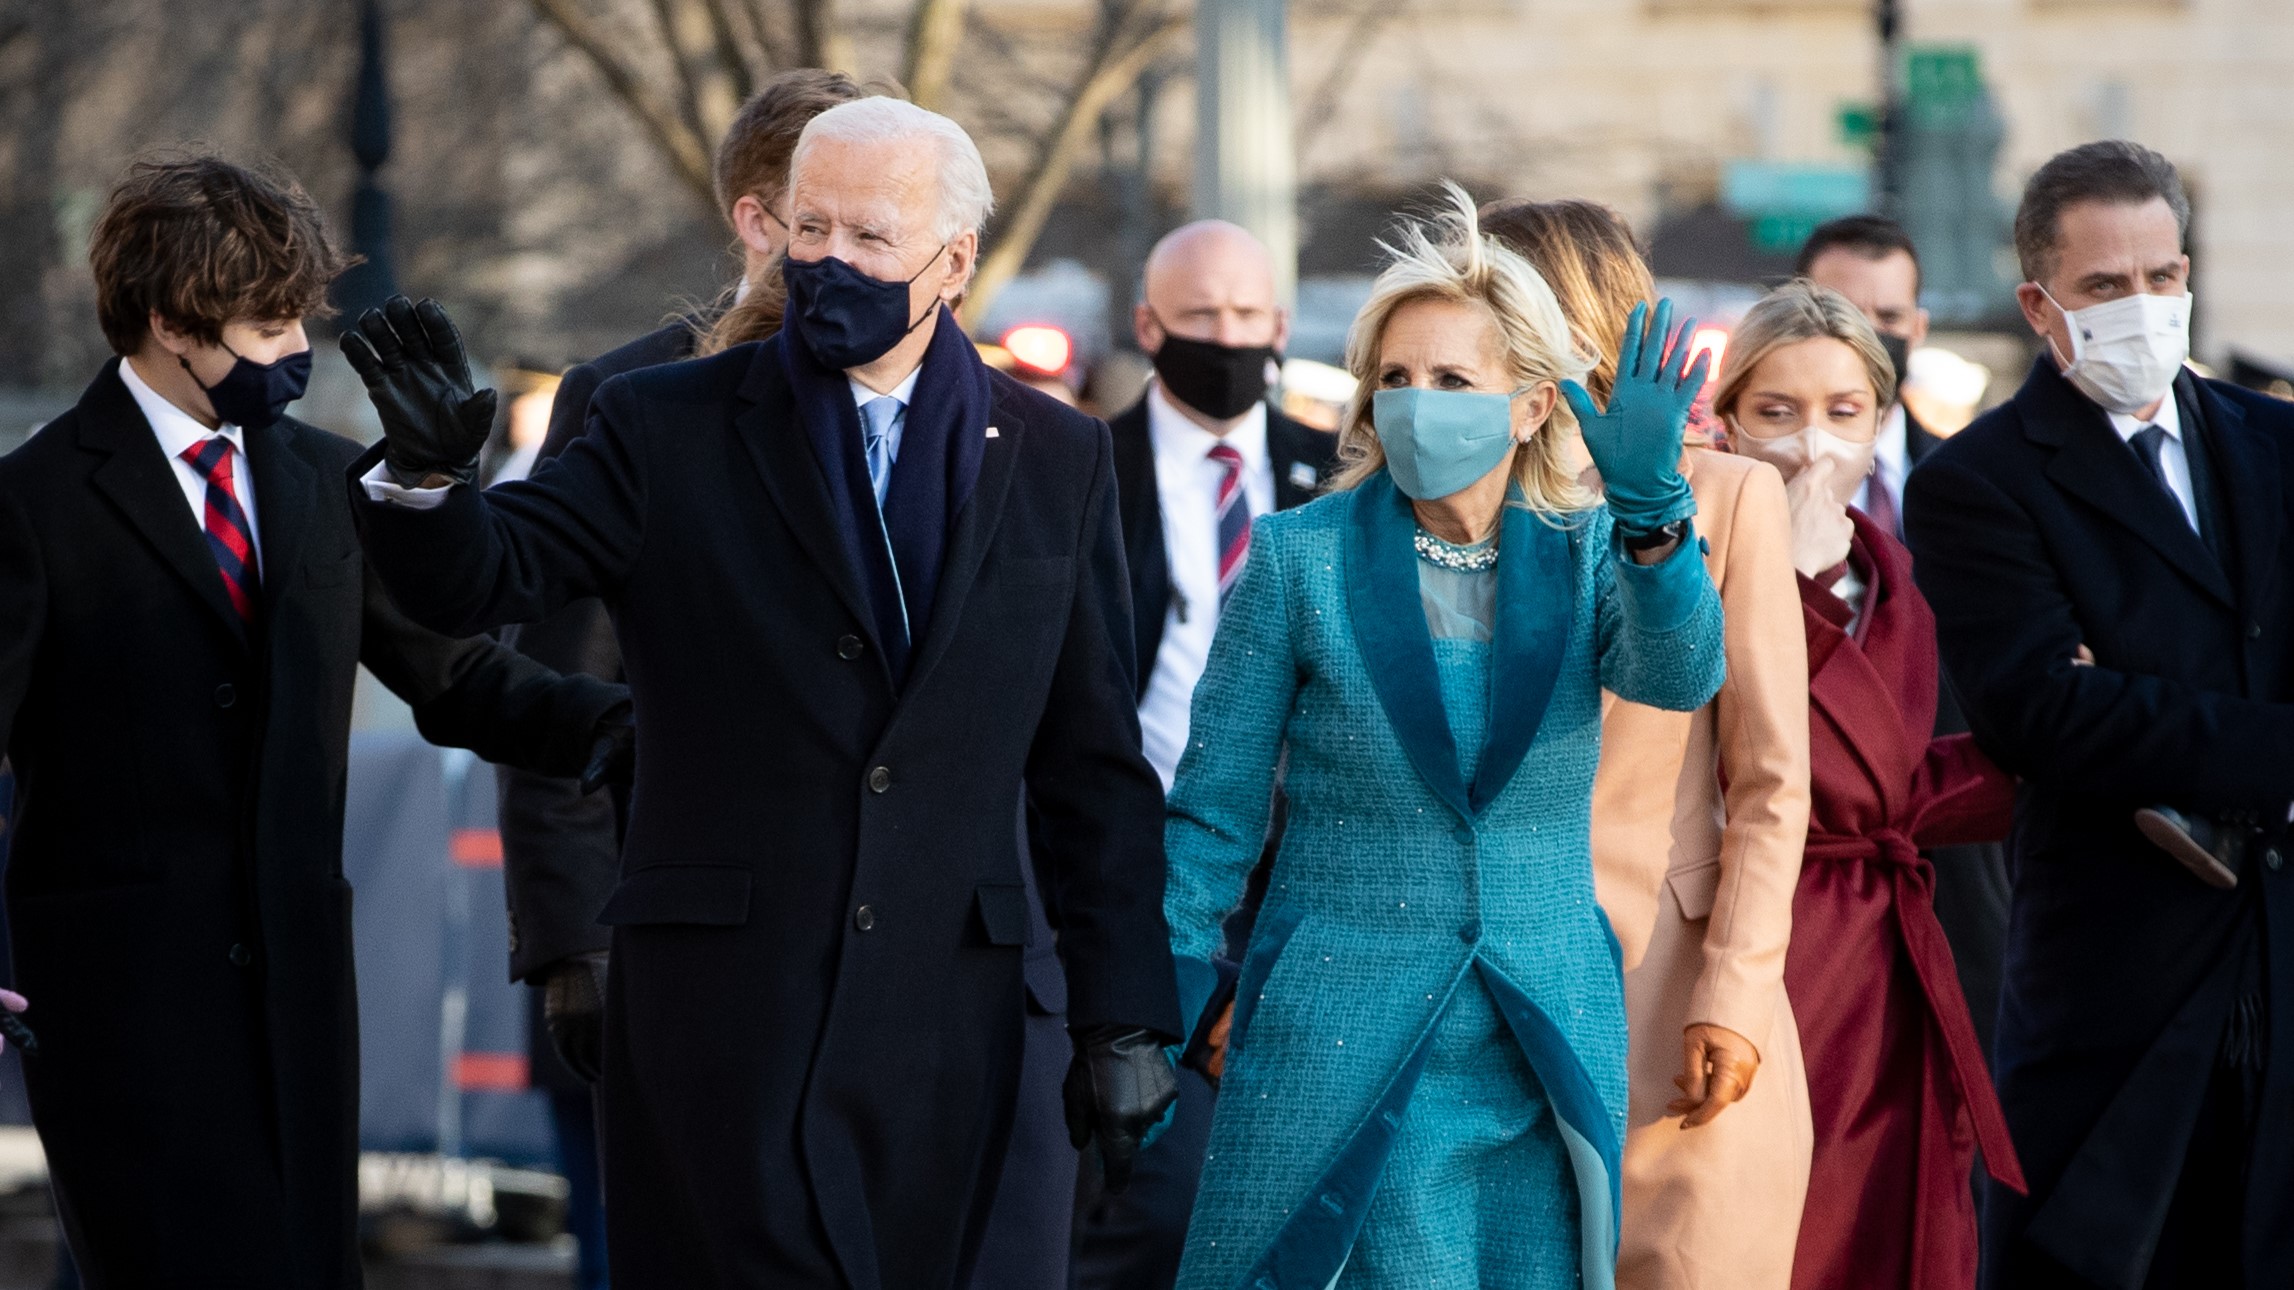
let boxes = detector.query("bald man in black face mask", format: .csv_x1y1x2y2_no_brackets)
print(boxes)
1072,220,1338,1287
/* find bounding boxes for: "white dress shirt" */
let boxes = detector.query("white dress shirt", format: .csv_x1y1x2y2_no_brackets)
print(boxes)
2107,391,2200,533
361,364,926,510
1138,382,1273,788
1851,402,1910,527
119,355,262,569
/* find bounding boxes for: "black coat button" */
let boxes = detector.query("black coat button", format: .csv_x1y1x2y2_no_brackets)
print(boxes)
214,683,236,709
2268,849,2284,873
2252,623,2265,640
854,905,876,931
837,635,865,660
228,943,252,967
868,766,892,793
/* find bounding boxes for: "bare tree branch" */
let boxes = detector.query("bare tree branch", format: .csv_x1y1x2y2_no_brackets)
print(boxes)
647,0,709,137
736,0,789,69
528,0,717,210
900,0,966,111
962,7,1184,325
1294,0,1401,162
697,0,759,101
791,0,853,74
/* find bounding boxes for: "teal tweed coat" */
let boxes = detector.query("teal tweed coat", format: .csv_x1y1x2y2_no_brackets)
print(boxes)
1165,473,1725,1289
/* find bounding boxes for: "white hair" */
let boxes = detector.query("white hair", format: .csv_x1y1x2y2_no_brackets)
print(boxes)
793,97,995,244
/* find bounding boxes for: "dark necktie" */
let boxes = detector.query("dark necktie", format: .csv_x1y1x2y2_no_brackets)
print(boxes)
2130,424,2196,534
1861,461,1900,537
1208,442,1249,611
181,436,260,622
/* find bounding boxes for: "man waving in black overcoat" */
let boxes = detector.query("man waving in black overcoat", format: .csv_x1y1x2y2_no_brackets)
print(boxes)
342,96,1180,1290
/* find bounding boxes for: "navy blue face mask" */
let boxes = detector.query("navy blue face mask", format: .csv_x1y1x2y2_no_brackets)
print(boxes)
782,247,946,370
182,342,312,431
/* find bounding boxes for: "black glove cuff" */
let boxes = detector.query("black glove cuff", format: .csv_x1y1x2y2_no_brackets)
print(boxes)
381,454,477,490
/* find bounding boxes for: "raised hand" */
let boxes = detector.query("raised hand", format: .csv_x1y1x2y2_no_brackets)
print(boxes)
1560,298,1709,534
1782,452,1857,579
339,295,497,487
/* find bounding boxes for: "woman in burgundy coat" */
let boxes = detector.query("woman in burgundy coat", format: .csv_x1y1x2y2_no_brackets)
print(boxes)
1712,280,2024,1290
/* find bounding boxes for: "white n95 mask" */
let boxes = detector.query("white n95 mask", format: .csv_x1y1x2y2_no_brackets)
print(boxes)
1730,421,1876,508
2042,287,2191,413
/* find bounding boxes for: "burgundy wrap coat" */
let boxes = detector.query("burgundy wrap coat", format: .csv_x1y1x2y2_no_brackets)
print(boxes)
1783,510,2026,1290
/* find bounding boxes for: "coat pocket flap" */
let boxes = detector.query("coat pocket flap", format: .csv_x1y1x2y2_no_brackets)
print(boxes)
1665,855,1724,922
975,883,1029,946
598,864,752,927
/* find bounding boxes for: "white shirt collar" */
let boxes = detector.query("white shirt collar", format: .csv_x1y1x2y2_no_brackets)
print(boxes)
1874,403,1909,482
118,354,244,459
1146,380,1268,472
850,366,923,410
2106,386,2182,445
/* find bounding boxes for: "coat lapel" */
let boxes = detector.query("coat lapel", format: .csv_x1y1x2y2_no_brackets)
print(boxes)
1468,500,1570,814
901,392,1023,696
1801,554,1919,820
77,362,248,647
730,344,889,683
2017,358,2234,607
2195,379,2283,621
242,418,313,618
1345,475,1471,820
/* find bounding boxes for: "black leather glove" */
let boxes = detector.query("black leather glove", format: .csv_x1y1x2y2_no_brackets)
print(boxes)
1062,1025,1179,1193
540,951,609,1083
580,703,635,797
339,295,497,488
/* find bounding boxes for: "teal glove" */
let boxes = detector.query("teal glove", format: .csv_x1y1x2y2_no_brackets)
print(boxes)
1560,298,1709,533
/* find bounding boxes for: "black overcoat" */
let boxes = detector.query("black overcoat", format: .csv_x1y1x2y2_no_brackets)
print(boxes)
1904,359,2294,1289
0,361,621,1288
346,338,1181,1290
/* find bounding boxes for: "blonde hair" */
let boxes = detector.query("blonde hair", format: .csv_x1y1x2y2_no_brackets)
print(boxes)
1477,197,1654,406
1710,278,1898,425
1329,182,1597,515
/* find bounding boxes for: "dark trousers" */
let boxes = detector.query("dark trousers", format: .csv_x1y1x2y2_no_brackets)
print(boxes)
551,1088,610,1290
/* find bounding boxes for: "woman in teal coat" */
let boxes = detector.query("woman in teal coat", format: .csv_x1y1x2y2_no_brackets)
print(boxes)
1164,188,1725,1290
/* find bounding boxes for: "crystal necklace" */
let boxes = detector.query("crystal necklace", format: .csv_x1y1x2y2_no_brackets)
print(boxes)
1413,526,1498,572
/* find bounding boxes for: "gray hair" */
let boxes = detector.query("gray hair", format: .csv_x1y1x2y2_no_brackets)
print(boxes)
2014,140,2189,283
793,97,995,245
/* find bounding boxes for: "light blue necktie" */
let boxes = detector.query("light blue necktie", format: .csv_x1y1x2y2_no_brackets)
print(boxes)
860,395,902,506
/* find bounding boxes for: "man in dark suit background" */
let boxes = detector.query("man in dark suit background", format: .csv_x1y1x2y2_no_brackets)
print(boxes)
0,155,624,1289
1906,140,2294,1289
1799,215,2013,1056
345,97,1179,1289
1070,219,1337,1289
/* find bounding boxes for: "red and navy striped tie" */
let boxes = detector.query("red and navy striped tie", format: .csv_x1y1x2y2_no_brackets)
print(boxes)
181,436,260,622
1209,442,1249,611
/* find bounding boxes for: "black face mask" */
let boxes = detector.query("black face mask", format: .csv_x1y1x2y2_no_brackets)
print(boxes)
782,248,944,371
1150,328,1278,421
182,343,312,431
1878,331,1911,397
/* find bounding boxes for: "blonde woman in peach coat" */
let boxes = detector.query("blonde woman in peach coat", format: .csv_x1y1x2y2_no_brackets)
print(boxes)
1483,199,1813,1289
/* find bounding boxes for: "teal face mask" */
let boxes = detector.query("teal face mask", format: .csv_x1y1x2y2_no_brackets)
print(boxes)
1373,386,1529,501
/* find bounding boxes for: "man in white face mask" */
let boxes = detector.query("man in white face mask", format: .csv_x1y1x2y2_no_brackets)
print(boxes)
1905,140,2294,1289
